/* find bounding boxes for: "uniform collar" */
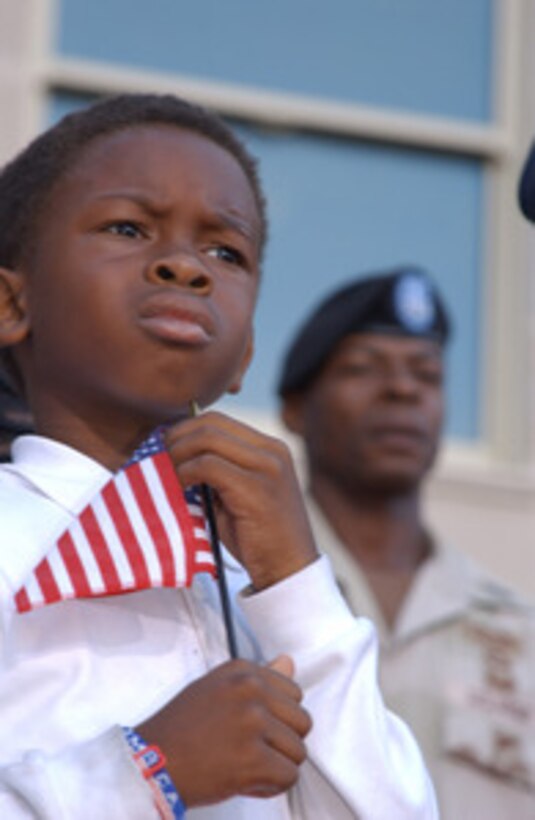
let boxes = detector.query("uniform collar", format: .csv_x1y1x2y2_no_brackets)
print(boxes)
306,495,496,644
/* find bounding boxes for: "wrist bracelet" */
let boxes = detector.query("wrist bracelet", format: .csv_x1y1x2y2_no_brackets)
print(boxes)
123,727,186,819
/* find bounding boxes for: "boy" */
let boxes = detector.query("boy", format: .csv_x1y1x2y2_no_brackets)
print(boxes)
0,94,436,818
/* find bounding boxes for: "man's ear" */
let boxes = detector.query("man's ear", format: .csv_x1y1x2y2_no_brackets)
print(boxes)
280,393,306,435
226,331,255,395
0,267,30,347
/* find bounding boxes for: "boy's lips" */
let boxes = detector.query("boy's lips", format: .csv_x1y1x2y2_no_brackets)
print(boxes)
138,299,214,346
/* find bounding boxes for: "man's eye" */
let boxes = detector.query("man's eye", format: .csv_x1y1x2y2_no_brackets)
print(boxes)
340,362,374,376
105,221,143,239
207,245,245,266
415,367,443,385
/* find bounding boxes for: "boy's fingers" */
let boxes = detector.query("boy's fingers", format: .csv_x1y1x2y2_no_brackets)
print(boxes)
165,413,295,486
265,657,313,739
268,654,295,679
167,410,279,450
264,658,303,704
264,719,309,764
166,421,289,479
225,659,309,733
269,695,313,740
240,749,301,798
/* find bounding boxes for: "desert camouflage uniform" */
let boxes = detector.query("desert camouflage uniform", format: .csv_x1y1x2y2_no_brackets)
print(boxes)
308,499,535,819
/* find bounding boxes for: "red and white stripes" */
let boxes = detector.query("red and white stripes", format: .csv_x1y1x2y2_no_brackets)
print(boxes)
15,450,215,613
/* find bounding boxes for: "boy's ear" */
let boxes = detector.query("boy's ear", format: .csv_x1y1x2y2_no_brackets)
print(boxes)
0,267,30,346
226,331,255,395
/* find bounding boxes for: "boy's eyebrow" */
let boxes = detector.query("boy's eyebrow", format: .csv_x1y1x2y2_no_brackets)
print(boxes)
208,208,261,244
90,191,260,243
91,190,174,215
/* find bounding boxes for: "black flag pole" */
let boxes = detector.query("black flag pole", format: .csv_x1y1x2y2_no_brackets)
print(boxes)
190,401,239,659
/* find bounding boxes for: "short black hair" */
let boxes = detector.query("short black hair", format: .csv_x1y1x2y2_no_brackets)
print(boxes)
0,92,268,269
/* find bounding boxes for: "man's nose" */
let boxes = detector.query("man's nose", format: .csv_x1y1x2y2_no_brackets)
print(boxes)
382,366,420,399
145,246,213,293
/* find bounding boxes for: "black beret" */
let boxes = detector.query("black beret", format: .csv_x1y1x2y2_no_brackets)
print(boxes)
519,142,535,222
277,267,451,396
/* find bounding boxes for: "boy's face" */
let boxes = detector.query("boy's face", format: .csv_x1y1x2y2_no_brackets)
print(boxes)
283,333,444,495
10,125,261,440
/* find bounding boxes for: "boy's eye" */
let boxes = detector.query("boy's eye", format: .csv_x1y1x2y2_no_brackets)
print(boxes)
104,221,143,239
207,245,245,266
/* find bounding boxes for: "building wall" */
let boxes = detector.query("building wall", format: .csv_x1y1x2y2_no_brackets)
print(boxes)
1,0,534,598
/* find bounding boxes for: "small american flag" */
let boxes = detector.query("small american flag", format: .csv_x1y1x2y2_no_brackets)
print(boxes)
14,431,216,613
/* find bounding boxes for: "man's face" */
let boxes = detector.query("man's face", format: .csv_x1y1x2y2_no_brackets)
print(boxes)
15,125,261,435
284,333,445,494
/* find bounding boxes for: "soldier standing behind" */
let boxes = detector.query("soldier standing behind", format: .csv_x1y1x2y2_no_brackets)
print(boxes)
277,266,535,818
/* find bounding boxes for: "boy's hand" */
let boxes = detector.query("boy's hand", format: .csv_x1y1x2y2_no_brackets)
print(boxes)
137,656,312,807
165,411,318,590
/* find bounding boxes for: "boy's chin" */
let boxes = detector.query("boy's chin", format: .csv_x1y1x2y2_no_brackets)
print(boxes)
135,370,244,422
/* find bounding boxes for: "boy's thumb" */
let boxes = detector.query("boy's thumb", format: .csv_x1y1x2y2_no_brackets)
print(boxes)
268,654,295,679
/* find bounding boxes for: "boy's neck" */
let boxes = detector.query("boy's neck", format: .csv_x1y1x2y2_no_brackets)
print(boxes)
31,404,166,472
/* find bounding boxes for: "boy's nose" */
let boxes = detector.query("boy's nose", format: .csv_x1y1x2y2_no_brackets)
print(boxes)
146,249,212,293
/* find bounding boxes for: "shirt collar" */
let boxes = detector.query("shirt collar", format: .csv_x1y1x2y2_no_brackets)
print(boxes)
306,495,482,643
9,434,112,513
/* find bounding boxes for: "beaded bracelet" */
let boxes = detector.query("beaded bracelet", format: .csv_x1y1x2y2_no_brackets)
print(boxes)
123,727,186,819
